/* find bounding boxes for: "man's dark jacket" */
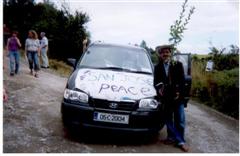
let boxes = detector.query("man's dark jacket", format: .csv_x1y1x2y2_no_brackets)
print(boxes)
154,60,185,110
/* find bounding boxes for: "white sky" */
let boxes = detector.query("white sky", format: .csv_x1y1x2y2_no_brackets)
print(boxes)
40,0,239,54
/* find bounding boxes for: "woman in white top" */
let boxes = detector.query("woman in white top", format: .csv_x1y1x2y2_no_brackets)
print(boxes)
25,30,40,78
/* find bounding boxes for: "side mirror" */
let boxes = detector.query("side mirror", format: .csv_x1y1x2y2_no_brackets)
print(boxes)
67,58,76,67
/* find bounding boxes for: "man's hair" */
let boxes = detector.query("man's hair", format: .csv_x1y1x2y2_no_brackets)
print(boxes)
41,32,46,36
12,31,18,35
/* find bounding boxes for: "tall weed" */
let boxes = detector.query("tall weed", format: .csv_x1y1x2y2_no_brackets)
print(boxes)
191,56,239,119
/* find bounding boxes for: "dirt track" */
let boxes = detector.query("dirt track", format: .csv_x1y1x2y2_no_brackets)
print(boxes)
3,56,239,153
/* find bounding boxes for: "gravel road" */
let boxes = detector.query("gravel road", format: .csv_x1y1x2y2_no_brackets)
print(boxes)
3,56,239,153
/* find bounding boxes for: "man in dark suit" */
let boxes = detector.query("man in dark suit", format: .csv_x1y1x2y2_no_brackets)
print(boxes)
154,45,189,152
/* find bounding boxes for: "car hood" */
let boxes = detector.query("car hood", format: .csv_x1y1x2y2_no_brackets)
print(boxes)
74,68,156,101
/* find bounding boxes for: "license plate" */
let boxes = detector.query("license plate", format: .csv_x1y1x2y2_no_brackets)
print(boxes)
93,112,129,124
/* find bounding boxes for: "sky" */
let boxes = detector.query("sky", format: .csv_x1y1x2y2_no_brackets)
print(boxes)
35,0,239,54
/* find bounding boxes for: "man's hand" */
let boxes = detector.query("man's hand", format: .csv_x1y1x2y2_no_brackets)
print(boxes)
158,87,164,96
38,49,41,57
16,37,22,48
174,92,180,100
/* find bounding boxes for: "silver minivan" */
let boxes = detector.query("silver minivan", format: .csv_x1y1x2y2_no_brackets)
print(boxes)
61,42,164,134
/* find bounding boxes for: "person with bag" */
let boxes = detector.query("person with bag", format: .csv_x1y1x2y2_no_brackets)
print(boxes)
25,30,40,78
154,44,189,152
6,31,22,76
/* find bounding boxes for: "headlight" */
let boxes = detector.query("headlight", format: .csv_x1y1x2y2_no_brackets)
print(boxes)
139,99,159,109
64,89,88,103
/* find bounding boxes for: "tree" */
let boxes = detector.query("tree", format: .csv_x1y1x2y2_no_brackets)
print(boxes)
139,40,155,55
140,40,147,49
3,0,90,60
140,40,149,53
208,45,239,71
229,44,239,55
169,0,195,53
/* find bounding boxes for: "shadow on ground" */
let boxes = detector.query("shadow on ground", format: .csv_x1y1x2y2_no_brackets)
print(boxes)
63,127,159,146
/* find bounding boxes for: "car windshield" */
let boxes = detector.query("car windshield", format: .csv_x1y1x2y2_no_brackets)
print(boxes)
79,45,153,74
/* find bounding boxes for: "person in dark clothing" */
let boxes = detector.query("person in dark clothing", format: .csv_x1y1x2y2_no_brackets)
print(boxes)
154,44,189,152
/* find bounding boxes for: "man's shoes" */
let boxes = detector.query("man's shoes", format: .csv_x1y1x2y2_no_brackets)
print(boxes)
178,144,189,152
10,72,14,76
41,66,49,69
34,73,39,78
15,70,18,74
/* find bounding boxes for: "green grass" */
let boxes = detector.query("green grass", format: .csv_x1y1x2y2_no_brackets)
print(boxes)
196,54,209,58
191,54,239,119
49,59,73,77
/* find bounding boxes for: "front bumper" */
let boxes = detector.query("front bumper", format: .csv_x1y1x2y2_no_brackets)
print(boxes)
61,100,163,133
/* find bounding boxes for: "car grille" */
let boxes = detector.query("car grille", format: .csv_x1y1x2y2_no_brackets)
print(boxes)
90,98,137,111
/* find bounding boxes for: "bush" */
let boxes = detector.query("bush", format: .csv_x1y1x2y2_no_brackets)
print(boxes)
211,68,239,119
191,53,239,119
4,1,90,62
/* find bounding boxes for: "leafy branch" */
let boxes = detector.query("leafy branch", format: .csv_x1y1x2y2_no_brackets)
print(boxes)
169,0,195,53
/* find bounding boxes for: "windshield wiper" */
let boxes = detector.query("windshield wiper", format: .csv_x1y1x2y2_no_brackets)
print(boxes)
130,70,152,75
98,66,131,71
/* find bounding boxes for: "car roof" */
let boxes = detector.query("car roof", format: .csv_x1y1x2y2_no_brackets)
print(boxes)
88,41,146,52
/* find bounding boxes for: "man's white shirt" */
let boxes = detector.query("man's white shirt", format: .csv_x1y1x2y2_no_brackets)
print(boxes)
40,36,48,50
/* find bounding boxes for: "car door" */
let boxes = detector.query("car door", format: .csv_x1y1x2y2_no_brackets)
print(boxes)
172,53,192,106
